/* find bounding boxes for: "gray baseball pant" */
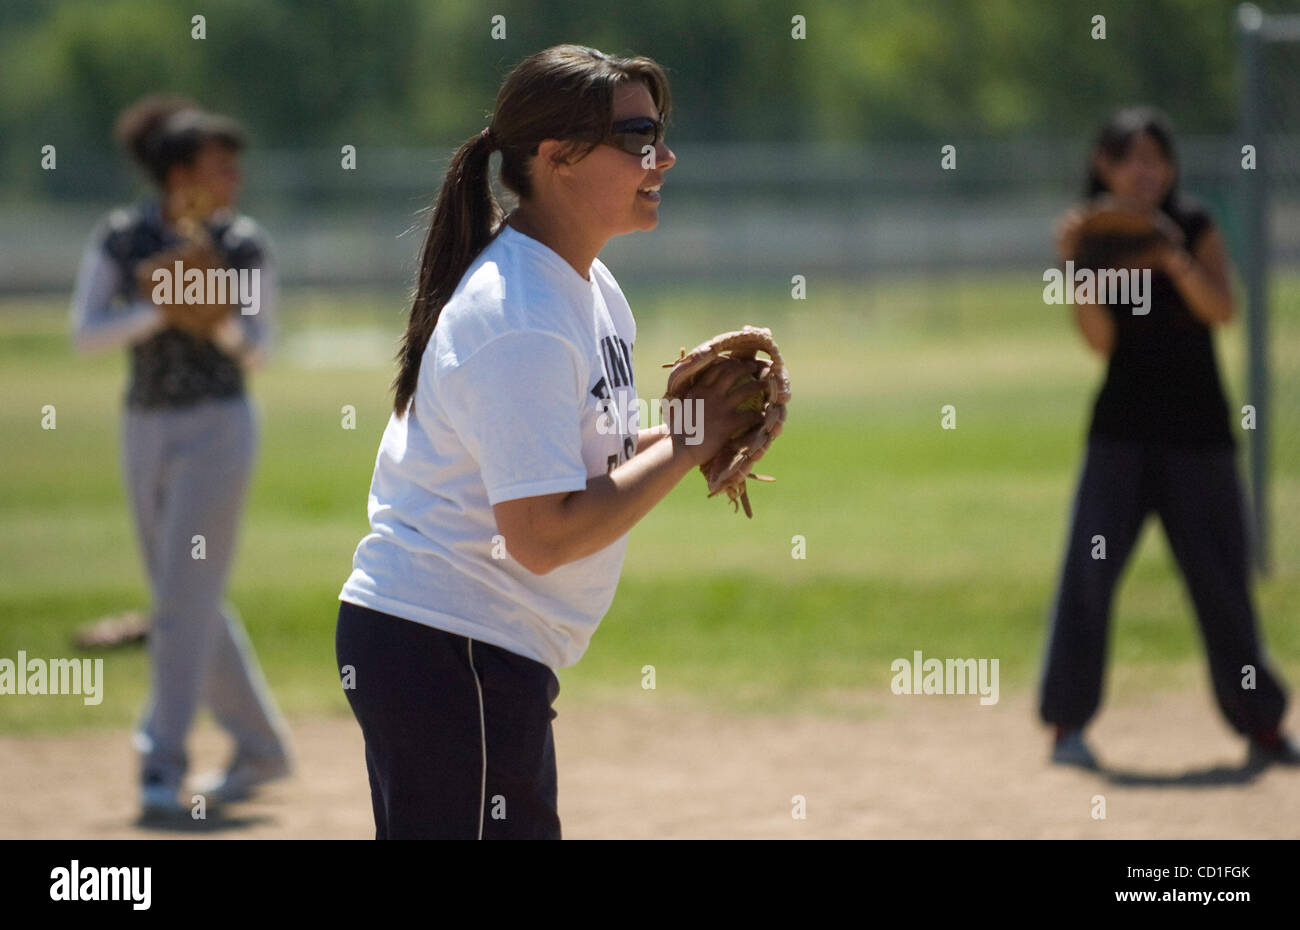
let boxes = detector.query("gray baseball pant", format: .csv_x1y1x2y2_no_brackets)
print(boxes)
122,395,289,789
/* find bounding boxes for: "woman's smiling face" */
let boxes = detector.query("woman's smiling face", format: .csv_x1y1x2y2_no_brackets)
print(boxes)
167,142,243,215
563,81,675,236
1094,130,1173,212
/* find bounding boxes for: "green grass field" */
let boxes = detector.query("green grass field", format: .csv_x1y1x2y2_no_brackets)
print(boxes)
3,274,1298,734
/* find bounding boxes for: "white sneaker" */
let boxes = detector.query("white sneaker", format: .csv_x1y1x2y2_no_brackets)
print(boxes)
191,752,292,803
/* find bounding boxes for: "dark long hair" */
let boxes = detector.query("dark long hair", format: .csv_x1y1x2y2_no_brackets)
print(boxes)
391,44,673,416
114,94,246,187
1083,105,1179,213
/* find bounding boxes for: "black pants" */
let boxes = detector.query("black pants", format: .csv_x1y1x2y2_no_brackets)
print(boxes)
335,600,561,839
1039,437,1287,736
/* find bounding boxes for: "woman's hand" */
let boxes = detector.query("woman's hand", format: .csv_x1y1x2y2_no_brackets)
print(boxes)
1127,209,1186,271
669,356,768,467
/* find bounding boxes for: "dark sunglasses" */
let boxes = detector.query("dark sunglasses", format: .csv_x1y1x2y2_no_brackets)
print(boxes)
602,116,665,156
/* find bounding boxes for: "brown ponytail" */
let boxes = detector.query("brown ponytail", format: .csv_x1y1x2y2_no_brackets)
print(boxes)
391,44,672,416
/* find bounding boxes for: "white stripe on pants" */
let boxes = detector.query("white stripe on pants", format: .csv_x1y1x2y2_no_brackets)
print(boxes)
122,396,288,788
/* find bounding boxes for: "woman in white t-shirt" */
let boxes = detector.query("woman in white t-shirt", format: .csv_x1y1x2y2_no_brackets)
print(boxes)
336,45,768,839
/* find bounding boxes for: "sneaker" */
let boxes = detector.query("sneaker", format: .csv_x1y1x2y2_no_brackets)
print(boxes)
190,751,292,803
139,777,186,820
1050,726,1099,770
1246,730,1300,769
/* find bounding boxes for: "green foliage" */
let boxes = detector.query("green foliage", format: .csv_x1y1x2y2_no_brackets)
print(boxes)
4,0,1299,196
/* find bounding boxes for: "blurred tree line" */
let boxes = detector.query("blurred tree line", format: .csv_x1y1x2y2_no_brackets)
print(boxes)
2,0,1296,196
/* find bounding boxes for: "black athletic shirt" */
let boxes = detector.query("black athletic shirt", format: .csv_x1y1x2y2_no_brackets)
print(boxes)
1086,193,1235,448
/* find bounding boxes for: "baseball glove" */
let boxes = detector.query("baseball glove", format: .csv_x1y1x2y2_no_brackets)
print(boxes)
134,188,234,339
661,325,791,518
1074,197,1184,269
72,610,149,649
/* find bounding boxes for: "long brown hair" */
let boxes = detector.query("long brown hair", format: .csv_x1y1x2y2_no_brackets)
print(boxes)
392,44,673,416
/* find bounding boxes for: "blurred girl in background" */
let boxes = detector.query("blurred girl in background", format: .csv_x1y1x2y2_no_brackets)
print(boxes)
70,95,291,818
1039,106,1296,771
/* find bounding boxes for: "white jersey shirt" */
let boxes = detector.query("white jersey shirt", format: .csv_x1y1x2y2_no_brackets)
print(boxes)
339,223,639,670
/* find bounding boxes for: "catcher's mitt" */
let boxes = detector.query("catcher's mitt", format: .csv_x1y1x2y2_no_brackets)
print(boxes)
1073,197,1183,269
662,325,791,518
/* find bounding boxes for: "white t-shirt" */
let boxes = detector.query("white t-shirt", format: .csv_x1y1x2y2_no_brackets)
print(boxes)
339,223,639,670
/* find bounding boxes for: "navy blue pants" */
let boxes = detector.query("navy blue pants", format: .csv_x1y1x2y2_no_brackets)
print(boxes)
335,600,561,839
1039,438,1287,736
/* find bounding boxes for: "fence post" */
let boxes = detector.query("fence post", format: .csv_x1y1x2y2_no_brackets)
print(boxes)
1237,3,1270,575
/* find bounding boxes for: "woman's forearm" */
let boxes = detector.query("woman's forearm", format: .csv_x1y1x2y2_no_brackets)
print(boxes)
1163,247,1234,326
634,422,670,454
70,242,167,353
549,430,696,566
494,358,765,574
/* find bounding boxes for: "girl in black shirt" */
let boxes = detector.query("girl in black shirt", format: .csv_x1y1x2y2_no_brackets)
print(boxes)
1038,107,1296,769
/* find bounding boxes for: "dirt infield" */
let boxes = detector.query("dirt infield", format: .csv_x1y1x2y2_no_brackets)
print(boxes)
3,689,1297,839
